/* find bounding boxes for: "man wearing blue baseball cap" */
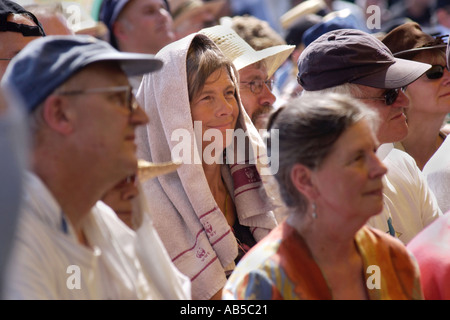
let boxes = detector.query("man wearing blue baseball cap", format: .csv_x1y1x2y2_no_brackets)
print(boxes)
1,35,189,299
99,0,175,54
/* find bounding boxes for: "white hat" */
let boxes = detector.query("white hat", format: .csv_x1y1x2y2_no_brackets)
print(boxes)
137,159,181,182
280,0,327,30
200,25,295,78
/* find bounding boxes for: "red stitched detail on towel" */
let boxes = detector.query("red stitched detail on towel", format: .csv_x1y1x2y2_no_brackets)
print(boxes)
199,206,219,219
172,228,204,262
211,229,232,246
190,255,218,281
232,166,261,189
234,185,262,198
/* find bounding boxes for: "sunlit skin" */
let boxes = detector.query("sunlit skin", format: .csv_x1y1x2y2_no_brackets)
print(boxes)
355,84,410,144
190,67,239,159
311,120,387,226
288,119,387,299
0,14,41,79
61,66,148,179
238,62,276,130
102,175,139,229
114,0,175,54
401,51,450,169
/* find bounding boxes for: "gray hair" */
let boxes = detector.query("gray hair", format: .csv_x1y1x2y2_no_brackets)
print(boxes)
301,83,363,97
267,92,379,212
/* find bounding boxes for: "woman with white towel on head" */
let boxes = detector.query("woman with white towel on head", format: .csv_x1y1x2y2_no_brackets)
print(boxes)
135,33,279,300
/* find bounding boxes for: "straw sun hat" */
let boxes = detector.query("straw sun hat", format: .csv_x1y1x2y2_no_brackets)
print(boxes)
137,159,181,182
200,25,295,78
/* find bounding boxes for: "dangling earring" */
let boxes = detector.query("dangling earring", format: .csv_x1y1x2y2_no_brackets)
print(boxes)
311,202,317,219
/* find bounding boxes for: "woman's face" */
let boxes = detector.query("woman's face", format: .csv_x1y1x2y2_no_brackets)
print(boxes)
312,119,387,224
405,51,450,116
190,67,239,162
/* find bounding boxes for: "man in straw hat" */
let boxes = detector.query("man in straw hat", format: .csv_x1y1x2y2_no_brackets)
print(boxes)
200,25,295,130
99,0,175,54
298,28,442,244
1,35,189,299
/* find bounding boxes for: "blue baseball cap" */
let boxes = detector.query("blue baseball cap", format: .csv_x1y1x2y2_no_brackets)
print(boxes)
2,35,163,112
99,0,171,48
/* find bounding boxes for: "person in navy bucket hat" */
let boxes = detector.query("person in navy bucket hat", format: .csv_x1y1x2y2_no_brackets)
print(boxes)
98,0,174,54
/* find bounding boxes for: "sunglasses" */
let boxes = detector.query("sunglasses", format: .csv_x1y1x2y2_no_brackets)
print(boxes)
360,87,406,106
425,65,446,80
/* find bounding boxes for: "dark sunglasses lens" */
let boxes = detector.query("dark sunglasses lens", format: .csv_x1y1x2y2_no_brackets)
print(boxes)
385,89,399,105
426,66,444,80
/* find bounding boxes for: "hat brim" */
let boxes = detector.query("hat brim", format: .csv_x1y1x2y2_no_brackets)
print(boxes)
352,58,431,89
83,51,163,77
234,44,295,77
393,44,447,57
137,159,181,182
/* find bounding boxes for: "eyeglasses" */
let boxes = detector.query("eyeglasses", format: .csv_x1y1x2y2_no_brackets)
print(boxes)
359,87,405,106
56,86,136,112
425,65,446,80
240,79,274,94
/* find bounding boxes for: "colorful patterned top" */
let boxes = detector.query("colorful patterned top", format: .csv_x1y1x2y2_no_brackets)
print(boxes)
223,222,423,300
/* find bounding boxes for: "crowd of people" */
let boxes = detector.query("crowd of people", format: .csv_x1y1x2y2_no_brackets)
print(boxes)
1,0,450,300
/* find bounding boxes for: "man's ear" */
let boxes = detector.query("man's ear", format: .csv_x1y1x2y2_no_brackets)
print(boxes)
290,163,319,200
41,95,74,135
112,20,129,45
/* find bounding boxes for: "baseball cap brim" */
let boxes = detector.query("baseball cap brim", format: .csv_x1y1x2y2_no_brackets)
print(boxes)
81,51,163,77
393,43,447,57
352,57,431,89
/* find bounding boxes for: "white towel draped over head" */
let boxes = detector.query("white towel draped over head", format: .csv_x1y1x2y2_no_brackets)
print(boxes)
135,33,279,299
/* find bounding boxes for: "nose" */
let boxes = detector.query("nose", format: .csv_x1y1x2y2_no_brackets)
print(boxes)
121,183,139,201
368,152,388,179
259,82,276,106
441,67,450,86
216,96,235,117
130,104,149,126
392,89,409,109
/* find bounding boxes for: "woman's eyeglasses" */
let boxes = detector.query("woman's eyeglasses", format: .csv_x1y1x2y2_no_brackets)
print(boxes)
425,65,446,80
240,79,274,94
359,87,406,106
